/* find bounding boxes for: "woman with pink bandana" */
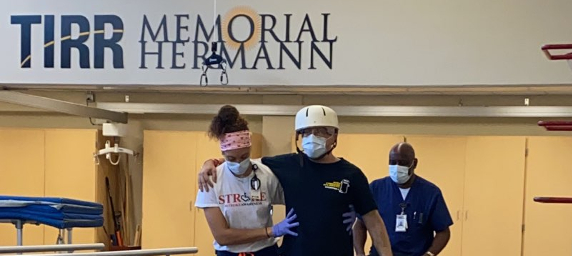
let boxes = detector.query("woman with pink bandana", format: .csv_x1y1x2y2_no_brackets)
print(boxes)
195,105,298,256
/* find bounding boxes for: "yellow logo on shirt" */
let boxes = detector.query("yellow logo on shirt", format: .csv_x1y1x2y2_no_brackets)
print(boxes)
323,179,350,194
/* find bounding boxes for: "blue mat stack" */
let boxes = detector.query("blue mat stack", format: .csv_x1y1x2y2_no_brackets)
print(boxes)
0,195,104,229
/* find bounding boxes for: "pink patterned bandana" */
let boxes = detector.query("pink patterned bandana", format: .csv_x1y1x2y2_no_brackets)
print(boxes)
220,130,252,151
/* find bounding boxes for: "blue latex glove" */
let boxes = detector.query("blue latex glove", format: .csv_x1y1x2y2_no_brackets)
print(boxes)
272,208,299,237
342,204,357,234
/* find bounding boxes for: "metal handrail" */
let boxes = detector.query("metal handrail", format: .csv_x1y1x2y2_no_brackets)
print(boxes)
40,247,199,256
0,243,105,254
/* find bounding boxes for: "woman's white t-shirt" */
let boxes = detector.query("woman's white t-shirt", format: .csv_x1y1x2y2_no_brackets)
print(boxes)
195,158,285,253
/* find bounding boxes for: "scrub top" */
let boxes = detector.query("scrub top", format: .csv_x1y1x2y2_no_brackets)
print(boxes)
369,176,453,256
262,153,378,256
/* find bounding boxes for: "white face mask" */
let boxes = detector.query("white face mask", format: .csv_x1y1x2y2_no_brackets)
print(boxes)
389,164,412,184
302,134,327,159
227,158,251,176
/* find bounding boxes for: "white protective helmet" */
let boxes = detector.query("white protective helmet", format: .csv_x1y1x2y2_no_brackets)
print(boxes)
295,105,339,131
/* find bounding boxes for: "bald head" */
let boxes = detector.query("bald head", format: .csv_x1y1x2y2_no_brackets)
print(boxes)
389,142,416,167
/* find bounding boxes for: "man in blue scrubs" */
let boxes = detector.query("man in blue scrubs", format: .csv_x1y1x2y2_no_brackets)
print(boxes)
353,142,453,256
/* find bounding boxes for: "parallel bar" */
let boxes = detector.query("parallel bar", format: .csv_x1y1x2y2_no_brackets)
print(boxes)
538,121,572,126
0,91,127,123
542,44,572,50
97,103,572,118
40,247,198,256
541,44,572,60
544,126,572,131
0,243,104,254
533,197,572,204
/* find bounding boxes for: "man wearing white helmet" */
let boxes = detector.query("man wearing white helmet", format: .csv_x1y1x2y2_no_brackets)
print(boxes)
198,105,393,256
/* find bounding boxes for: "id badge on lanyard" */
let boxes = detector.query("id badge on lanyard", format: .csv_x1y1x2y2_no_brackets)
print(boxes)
396,203,408,232
250,164,262,200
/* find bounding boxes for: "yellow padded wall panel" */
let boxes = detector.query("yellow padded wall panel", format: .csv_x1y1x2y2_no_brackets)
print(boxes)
142,131,198,249
462,136,526,256
44,129,98,244
193,132,224,256
0,129,45,246
523,137,572,256
334,134,404,182
250,133,263,159
404,136,467,256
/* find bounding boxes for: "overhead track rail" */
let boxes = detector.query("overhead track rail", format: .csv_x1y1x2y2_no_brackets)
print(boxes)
97,103,572,118
0,90,128,123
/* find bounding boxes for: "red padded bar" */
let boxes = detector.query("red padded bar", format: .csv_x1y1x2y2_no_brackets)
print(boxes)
538,121,572,126
545,126,572,131
534,197,572,204
542,44,572,50
542,44,572,60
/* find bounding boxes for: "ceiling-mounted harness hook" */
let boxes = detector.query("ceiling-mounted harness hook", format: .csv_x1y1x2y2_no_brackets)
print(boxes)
220,62,229,85
94,140,135,166
200,42,228,86
200,65,209,87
